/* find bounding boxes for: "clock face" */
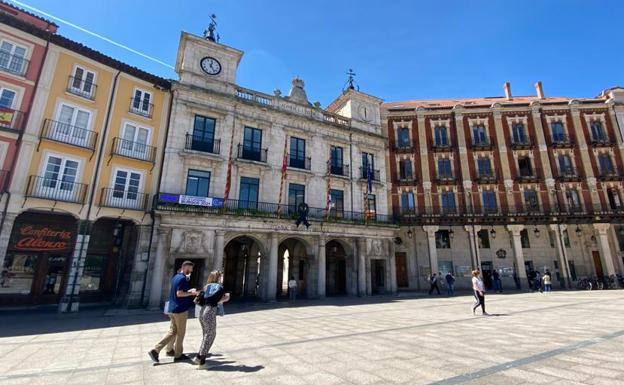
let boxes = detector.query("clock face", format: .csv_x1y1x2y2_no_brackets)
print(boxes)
358,104,372,122
200,57,221,75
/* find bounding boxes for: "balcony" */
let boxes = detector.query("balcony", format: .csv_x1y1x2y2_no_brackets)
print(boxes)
40,119,98,150
184,134,220,155
471,139,493,150
557,167,582,182
397,175,416,186
328,163,350,177
432,142,452,152
515,174,539,183
591,137,613,147
66,76,97,100
436,174,456,184
0,108,24,132
110,137,156,163
394,142,413,153
237,144,268,163
598,169,621,181
476,171,497,184
288,154,311,170
0,169,8,192
129,97,153,118
0,51,29,76
359,167,381,181
551,134,574,148
510,138,532,150
155,195,395,226
100,187,149,211
25,175,87,204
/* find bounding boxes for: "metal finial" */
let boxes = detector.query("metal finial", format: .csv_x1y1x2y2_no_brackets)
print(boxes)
347,68,356,89
204,14,220,42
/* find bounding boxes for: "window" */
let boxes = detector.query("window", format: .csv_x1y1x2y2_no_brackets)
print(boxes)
607,188,622,210
288,183,305,213
524,190,539,212
131,89,152,116
438,158,452,178
39,154,79,199
397,127,410,148
112,169,142,206
477,229,490,248
399,159,413,180
401,191,415,213
598,153,614,175
441,191,456,214
482,190,497,213
0,40,27,75
568,260,577,280
54,104,91,146
512,123,527,144
520,229,530,248
330,146,344,175
243,126,262,161
590,121,607,142
366,194,376,214
436,230,451,249
551,121,566,142
329,189,344,217
563,230,571,248
434,126,448,146
0,88,16,109
565,189,582,212
473,125,487,145
185,169,211,197
121,123,150,159
477,157,492,176
362,152,375,178
191,115,216,153
558,154,573,175
70,66,96,99
289,137,306,169
518,156,533,177
239,177,259,209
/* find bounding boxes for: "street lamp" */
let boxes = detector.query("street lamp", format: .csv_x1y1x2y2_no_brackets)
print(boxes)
407,228,413,239
534,227,541,238
490,228,497,239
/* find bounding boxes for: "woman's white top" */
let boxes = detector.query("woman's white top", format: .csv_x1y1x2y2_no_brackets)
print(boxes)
472,277,485,292
288,279,297,288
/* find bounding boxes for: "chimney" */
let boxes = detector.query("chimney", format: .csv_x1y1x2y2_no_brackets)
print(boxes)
504,82,512,100
535,81,544,99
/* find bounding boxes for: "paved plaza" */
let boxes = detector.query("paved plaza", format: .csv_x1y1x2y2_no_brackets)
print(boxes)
0,291,623,385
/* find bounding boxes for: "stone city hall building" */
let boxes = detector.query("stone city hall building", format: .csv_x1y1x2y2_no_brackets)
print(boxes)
385,83,624,291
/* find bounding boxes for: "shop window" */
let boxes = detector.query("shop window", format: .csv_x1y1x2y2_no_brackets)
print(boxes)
80,255,106,292
436,230,451,249
1,254,37,295
520,229,530,248
478,229,490,248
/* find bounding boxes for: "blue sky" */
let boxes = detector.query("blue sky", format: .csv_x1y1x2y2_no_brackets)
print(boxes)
11,0,624,106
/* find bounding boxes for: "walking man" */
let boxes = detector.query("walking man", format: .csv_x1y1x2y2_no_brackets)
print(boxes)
428,273,440,295
492,269,502,293
288,276,298,303
445,271,455,296
148,261,198,363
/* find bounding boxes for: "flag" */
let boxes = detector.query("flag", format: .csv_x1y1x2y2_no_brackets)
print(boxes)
223,118,237,203
325,168,332,220
367,162,373,194
0,107,14,127
276,136,288,216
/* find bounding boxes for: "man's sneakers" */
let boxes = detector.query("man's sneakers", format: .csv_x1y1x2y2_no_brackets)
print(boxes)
165,350,175,357
148,349,159,363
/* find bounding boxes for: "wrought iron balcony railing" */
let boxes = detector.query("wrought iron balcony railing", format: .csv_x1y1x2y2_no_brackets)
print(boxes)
328,163,350,177
471,139,493,150
510,137,532,149
110,137,157,163
557,167,582,181
432,142,452,151
237,144,268,163
288,154,311,170
100,187,149,211
436,174,456,184
67,76,97,100
25,175,87,204
185,134,221,155
598,169,621,181
551,134,574,147
359,167,381,181
591,136,613,147
129,97,153,118
476,171,497,183
40,119,98,150
0,50,29,76
394,142,413,153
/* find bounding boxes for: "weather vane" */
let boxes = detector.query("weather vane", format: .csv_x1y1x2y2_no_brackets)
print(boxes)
345,68,359,91
204,14,220,42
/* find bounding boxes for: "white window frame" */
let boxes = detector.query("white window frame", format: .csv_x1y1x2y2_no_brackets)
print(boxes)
130,87,152,117
69,64,97,99
0,38,29,75
119,120,152,160
37,152,82,200
109,167,144,209
52,101,93,147
0,86,17,109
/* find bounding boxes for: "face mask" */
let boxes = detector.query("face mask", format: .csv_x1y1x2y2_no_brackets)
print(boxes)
185,273,191,280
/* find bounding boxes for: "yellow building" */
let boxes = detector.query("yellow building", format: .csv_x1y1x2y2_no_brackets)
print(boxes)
0,11,171,310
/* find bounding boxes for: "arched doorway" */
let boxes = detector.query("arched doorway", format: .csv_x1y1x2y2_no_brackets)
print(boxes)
277,238,310,299
223,236,264,299
326,240,347,296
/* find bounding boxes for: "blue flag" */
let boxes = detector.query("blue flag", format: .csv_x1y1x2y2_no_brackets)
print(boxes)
367,163,373,193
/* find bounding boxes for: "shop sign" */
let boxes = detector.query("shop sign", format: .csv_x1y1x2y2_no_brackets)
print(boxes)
10,224,73,252
159,193,224,208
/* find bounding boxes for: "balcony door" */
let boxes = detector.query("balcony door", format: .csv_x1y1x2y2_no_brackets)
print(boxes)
243,127,262,161
39,155,80,201
512,123,526,144
0,40,27,74
191,115,215,152
55,104,91,147
330,146,343,175
121,123,150,160
111,169,142,209
289,137,306,169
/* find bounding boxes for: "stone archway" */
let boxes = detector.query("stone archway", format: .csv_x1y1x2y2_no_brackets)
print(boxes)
326,240,349,296
223,235,265,299
277,237,312,299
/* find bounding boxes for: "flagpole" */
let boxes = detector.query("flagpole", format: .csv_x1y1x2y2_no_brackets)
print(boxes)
276,135,288,217
223,113,237,212
325,160,332,220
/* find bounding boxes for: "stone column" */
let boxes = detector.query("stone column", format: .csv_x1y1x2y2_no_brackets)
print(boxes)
550,224,571,288
148,228,170,309
0,212,16,273
213,231,225,270
388,239,397,293
317,236,326,298
593,223,617,276
266,233,279,302
423,225,439,275
59,220,92,313
507,224,527,289
464,225,482,269
357,238,367,296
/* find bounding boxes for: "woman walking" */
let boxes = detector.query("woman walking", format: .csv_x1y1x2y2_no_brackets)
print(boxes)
194,271,230,366
472,270,489,316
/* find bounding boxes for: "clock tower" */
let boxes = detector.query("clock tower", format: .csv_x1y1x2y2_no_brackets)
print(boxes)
174,31,243,91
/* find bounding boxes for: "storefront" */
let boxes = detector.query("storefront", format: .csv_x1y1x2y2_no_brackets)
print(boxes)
0,212,77,306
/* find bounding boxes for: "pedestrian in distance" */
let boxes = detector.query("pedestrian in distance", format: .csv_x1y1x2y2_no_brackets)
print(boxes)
542,270,552,292
148,261,198,363
445,271,455,296
472,270,489,316
428,273,440,295
534,271,543,293
288,276,298,302
492,268,503,293
193,270,230,366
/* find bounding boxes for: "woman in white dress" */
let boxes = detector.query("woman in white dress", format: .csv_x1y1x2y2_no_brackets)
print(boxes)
472,270,489,316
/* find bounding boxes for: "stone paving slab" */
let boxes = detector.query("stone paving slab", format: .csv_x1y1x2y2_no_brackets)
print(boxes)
0,291,623,385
